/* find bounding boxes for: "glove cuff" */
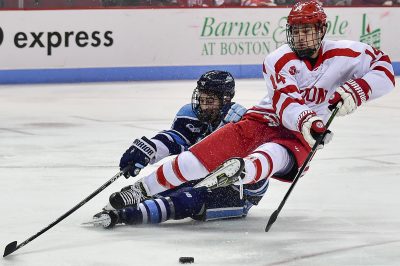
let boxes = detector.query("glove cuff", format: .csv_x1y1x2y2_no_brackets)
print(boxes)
339,78,371,106
132,136,156,159
297,110,317,132
300,115,323,134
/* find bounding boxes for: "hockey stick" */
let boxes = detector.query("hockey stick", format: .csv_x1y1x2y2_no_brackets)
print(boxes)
3,166,130,257
265,105,340,232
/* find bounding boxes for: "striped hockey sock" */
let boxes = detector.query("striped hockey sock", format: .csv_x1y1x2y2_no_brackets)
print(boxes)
120,186,207,225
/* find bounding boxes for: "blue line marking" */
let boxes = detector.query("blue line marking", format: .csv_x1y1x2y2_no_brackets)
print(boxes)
0,63,398,84
0,65,261,84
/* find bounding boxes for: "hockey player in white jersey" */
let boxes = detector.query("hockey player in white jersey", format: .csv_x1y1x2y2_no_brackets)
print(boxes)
94,1,395,228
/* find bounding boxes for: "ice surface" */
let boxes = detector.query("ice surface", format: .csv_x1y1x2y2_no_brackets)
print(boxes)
1,78,399,265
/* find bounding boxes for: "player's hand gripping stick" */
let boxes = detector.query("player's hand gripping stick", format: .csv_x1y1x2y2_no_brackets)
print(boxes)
265,103,341,232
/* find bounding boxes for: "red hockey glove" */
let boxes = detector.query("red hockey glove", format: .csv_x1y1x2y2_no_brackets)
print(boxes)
301,115,333,148
328,79,371,116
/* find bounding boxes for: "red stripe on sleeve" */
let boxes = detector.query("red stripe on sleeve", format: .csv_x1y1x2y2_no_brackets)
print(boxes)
278,97,297,121
373,66,395,86
369,54,392,67
274,52,298,73
377,55,392,65
272,90,282,111
313,48,361,69
172,156,188,183
279,85,300,94
365,49,375,60
272,85,303,113
156,165,175,189
322,48,361,61
278,95,306,120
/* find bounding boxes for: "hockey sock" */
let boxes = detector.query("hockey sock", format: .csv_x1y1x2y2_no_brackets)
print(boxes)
242,143,292,184
143,151,209,195
120,187,208,225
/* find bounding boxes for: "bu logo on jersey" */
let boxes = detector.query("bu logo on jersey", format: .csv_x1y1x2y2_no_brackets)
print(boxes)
300,86,328,104
289,66,298,76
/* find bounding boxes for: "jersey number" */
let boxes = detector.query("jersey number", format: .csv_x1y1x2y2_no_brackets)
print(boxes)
270,73,286,90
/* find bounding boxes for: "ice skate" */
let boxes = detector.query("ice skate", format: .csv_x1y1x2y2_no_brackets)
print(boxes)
194,157,245,190
109,181,151,209
82,210,120,229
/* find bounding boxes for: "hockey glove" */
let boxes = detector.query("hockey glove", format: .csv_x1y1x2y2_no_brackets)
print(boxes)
328,79,371,116
119,136,156,178
219,103,247,128
301,115,333,148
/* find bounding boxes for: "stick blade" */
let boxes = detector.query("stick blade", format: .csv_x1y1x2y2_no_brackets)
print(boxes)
3,241,18,257
265,210,279,232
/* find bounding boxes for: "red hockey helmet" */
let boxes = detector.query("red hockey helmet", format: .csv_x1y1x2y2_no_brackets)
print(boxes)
286,1,327,58
287,1,327,26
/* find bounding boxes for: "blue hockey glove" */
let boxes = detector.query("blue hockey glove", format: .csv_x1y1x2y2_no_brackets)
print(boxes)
221,103,247,126
119,136,156,178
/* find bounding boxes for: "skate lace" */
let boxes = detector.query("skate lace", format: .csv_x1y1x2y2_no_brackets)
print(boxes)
119,184,146,206
238,176,244,200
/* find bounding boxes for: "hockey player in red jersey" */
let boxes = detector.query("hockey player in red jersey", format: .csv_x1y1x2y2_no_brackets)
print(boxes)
93,1,395,228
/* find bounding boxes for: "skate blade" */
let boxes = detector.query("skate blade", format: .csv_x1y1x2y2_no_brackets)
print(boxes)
81,216,110,227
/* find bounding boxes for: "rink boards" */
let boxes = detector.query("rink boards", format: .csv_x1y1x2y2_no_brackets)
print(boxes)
0,7,399,83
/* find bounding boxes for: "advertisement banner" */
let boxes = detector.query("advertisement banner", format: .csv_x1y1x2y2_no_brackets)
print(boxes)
0,7,398,83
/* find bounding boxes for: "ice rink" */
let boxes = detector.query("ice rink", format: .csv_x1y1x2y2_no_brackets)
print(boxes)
1,78,399,266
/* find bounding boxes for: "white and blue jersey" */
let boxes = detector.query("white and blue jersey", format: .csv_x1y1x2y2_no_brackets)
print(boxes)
151,104,217,162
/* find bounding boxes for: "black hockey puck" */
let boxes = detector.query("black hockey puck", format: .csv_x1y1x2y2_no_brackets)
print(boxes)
179,257,194,264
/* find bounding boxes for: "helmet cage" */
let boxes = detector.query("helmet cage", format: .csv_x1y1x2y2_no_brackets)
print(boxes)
191,87,232,123
286,23,325,59
286,1,327,58
191,70,235,123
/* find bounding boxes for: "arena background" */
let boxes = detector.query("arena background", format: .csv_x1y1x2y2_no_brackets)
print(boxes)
0,6,399,83
1,3,400,266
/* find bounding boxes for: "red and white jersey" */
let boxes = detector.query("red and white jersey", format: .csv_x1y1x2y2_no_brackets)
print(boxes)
251,40,395,132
